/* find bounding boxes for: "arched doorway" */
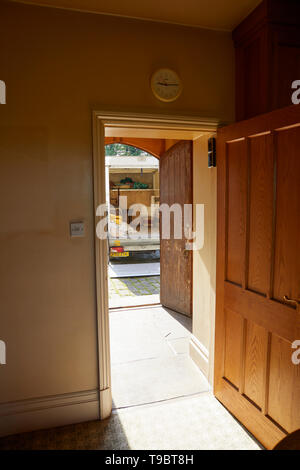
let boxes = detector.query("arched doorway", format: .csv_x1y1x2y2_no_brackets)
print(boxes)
105,137,165,159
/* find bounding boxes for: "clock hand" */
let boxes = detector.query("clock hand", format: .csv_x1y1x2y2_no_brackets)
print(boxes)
157,82,179,86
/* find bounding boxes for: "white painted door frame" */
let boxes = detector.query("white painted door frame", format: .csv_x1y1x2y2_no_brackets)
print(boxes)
92,110,219,419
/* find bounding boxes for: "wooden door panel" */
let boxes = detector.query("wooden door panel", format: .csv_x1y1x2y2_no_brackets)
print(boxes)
244,320,268,410
160,140,193,317
224,308,243,389
226,140,247,286
215,105,300,449
273,127,300,302
268,334,300,433
224,282,296,343
248,134,273,295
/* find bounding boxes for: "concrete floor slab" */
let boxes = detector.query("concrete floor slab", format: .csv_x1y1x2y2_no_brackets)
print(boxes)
110,306,191,364
110,307,174,364
109,294,160,309
110,306,206,409
112,355,209,409
109,262,160,278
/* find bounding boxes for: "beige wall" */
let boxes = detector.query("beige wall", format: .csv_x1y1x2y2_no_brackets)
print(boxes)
190,135,217,384
0,0,233,433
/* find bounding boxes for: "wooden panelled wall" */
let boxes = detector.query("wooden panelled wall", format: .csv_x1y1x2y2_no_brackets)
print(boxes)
234,0,300,121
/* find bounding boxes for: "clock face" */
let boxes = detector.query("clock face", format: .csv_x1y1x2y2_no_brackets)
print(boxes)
151,68,182,102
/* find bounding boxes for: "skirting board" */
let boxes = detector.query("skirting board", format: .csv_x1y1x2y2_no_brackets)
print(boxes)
189,335,209,379
99,387,112,420
0,389,101,438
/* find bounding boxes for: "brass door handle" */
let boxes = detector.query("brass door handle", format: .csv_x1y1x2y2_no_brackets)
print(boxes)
283,295,300,307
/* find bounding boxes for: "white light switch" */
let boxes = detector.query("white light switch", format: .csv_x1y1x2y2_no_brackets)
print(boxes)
70,221,85,238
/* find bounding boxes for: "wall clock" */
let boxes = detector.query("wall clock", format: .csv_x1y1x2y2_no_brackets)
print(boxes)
151,68,182,102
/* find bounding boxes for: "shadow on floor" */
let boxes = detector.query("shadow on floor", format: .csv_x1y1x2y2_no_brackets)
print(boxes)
0,414,130,450
163,307,192,333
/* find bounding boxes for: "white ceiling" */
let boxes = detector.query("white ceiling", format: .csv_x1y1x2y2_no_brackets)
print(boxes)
10,0,262,31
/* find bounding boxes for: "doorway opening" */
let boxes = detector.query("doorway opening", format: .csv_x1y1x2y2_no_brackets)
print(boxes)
104,133,201,410
93,110,219,419
105,142,160,309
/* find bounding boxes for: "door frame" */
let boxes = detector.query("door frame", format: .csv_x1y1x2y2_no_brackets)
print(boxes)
92,110,219,419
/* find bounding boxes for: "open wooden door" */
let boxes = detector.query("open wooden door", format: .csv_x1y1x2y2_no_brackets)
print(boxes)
215,105,300,449
160,140,193,317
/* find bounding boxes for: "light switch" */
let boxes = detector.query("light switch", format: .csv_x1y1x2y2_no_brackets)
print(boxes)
70,221,85,238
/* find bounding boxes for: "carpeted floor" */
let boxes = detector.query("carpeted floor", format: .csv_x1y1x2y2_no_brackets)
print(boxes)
0,306,263,450
0,393,262,450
